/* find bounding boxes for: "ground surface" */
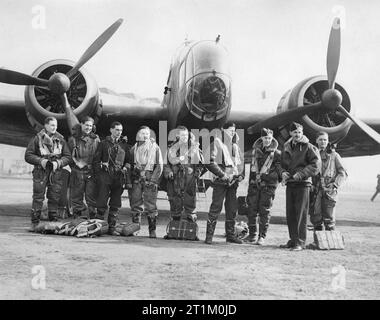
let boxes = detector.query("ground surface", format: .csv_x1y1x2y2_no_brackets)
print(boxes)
0,177,379,300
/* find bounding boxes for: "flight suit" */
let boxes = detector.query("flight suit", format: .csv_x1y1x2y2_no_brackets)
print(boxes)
68,126,100,219
164,137,204,222
93,136,131,233
205,133,244,244
25,129,71,225
247,137,282,241
129,138,163,238
281,136,320,248
310,148,347,230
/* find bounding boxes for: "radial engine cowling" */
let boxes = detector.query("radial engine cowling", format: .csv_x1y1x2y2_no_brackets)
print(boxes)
276,75,352,144
24,59,101,134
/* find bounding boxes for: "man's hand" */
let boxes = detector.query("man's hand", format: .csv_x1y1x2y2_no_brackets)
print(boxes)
293,172,303,181
221,174,229,182
282,172,290,181
237,175,244,182
168,172,174,180
52,161,59,172
41,159,48,169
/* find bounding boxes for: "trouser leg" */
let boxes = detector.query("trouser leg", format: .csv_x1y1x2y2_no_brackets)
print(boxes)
84,172,98,219
258,186,275,238
225,183,242,244
108,207,119,233
205,184,226,244
130,182,143,223
96,172,111,220
322,195,336,230
289,186,309,247
286,186,297,247
310,190,323,230
167,181,183,220
184,176,197,221
144,183,158,238
47,170,64,221
247,185,259,241
70,170,86,217
32,169,48,213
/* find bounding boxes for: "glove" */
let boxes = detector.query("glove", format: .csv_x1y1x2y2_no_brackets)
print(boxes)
293,172,303,181
41,159,48,169
220,174,229,182
282,172,290,182
52,161,59,172
260,173,269,182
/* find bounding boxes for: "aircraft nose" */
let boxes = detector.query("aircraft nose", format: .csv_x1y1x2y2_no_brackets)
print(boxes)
199,76,227,112
185,73,230,122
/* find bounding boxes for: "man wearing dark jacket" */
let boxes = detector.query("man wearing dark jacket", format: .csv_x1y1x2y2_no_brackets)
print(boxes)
25,117,71,231
280,122,320,251
245,128,283,245
93,121,131,235
68,116,100,219
205,122,245,245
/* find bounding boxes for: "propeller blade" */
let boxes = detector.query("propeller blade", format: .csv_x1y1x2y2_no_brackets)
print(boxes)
327,17,341,89
60,93,79,135
0,68,49,87
67,18,123,78
247,102,322,134
337,105,380,144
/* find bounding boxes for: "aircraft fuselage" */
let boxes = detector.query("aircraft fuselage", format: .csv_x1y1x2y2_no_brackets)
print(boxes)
163,40,232,131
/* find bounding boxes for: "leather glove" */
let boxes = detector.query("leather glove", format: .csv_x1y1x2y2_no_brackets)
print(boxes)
52,161,59,172
41,159,48,169
293,172,303,181
282,172,290,182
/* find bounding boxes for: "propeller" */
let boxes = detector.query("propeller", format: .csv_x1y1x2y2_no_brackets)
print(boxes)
0,19,124,134
66,18,123,79
327,18,341,90
248,18,380,145
0,68,49,87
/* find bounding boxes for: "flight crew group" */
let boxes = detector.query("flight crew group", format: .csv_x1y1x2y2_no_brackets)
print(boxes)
25,116,347,250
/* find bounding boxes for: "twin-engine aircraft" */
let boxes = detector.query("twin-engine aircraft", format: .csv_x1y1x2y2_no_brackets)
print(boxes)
0,17,380,160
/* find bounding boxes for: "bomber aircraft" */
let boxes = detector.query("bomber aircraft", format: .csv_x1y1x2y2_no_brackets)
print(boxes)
0,17,380,161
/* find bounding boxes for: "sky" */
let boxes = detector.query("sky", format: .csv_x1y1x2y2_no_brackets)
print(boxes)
0,0,379,188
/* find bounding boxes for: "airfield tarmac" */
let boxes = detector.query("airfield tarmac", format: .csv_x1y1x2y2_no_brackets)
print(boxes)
0,177,379,300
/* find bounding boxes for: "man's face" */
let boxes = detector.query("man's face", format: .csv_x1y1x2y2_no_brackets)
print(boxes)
178,130,189,144
81,120,94,135
138,128,150,141
262,135,273,147
290,128,303,142
316,134,329,150
110,125,123,140
45,119,57,135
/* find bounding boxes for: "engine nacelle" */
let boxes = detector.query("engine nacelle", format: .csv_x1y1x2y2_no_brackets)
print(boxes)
24,59,101,134
276,75,352,145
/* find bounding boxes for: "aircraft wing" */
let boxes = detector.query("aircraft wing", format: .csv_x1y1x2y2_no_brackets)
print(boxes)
0,95,35,147
229,108,380,160
337,118,380,157
97,90,168,140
